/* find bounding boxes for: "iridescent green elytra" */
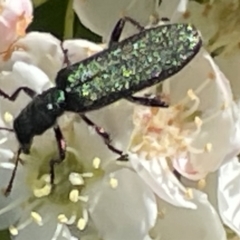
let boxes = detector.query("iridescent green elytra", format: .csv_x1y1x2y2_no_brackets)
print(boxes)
56,23,202,112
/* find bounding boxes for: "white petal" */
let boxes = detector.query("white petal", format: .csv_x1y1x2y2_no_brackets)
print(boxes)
14,214,59,240
68,222,100,240
0,149,14,163
52,224,75,240
0,61,52,123
129,153,196,209
0,163,28,229
12,61,52,92
169,49,237,179
180,172,219,210
89,168,157,240
218,157,240,235
151,189,226,240
11,32,64,80
63,39,103,65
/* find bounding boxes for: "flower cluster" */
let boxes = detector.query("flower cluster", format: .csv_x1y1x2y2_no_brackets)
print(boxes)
0,0,240,240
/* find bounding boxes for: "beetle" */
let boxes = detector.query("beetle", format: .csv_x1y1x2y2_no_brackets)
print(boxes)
0,17,202,194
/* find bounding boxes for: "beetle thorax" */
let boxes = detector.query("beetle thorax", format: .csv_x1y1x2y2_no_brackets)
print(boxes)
13,88,66,153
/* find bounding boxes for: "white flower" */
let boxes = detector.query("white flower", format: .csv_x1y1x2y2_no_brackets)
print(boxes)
127,49,239,210
2,1,239,239
0,61,157,240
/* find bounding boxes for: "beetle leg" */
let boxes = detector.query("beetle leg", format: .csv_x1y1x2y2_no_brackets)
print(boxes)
173,169,182,181
0,87,36,101
126,95,169,107
109,16,145,46
4,148,22,196
79,114,128,161
0,127,14,132
49,125,67,185
160,17,170,22
60,41,71,67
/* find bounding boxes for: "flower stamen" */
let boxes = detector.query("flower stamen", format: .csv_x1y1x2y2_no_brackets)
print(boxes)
69,172,84,186
69,189,79,203
31,211,43,226
92,157,101,169
180,89,200,119
57,214,68,223
9,226,18,236
109,177,118,189
0,196,24,215
33,183,52,198
78,195,89,203
14,217,32,231
198,179,206,189
66,214,77,225
81,172,94,178
4,112,13,123
77,209,88,231
185,188,193,199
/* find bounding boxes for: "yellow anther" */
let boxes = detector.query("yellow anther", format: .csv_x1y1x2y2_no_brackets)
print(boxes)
205,143,212,152
33,184,51,198
221,101,229,110
40,174,51,183
69,172,84,186
69,189,79,203
185,188,193,199
158,208,166,219
194,116,202,127
77,218,86,231
187,89,197,101
109,177,118,189
92,157,101,169
58,214,68,223
31,211,43,225
198,179,206,189
4,112,13,122
9,226,18,236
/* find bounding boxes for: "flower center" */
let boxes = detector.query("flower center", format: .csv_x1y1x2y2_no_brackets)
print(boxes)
5,147,104,235
128,73,222,165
